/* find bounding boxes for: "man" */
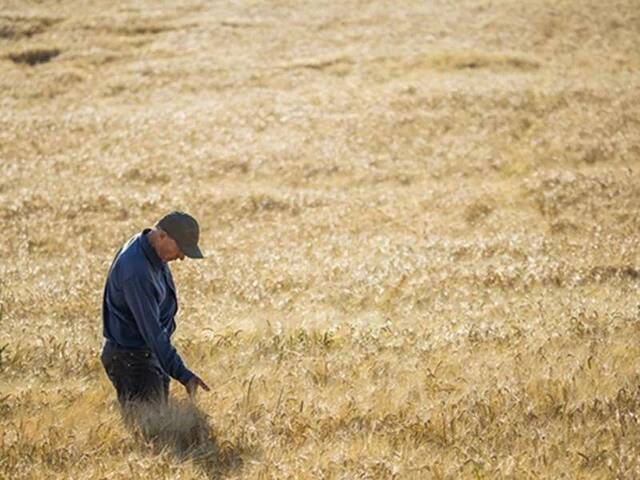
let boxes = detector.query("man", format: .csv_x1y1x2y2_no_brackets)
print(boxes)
101,211,210,406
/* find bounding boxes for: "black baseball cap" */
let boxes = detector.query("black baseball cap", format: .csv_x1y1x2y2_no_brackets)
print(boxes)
156,211,204,259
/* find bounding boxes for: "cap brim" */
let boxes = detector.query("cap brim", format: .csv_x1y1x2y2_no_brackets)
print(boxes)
180,243,204,259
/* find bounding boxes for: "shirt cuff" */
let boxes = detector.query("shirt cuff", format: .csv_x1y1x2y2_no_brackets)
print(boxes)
177,368,195,386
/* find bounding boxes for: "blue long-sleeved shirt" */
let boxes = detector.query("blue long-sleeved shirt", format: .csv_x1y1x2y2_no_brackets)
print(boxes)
102,229,194,385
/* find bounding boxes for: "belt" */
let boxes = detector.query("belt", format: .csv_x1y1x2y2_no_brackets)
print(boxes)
104,339,152,354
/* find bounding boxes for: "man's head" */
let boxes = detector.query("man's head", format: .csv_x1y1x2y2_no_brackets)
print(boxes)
149,211,204,263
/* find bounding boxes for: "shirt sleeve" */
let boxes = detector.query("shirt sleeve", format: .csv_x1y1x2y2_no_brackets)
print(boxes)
123,272,195,385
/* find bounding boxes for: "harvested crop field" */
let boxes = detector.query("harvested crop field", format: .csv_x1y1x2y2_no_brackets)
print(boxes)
1,0,640,478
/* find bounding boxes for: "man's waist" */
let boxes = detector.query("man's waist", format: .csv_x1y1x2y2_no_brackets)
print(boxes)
104,339,152,354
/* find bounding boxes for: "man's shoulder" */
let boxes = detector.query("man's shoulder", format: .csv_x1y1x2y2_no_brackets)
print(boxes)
112,235,151,281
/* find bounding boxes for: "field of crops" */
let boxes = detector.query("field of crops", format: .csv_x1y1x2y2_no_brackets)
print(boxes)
1,0,640,478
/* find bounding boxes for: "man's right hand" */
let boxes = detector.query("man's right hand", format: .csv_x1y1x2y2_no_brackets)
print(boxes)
185,374,210,399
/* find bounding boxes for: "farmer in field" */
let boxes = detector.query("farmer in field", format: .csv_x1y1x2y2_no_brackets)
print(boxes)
101,211,210,406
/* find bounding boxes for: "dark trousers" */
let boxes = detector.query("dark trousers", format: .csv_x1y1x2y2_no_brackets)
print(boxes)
101,340,170,406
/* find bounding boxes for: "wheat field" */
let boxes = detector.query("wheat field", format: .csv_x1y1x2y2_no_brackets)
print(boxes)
1,0,640,478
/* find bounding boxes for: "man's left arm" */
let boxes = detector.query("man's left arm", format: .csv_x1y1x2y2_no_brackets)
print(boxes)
123,272,195,385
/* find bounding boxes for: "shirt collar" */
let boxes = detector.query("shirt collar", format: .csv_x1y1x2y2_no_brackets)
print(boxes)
139,228,164,270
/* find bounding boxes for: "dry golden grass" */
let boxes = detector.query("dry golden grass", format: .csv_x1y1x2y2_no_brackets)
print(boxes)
1,0,640,478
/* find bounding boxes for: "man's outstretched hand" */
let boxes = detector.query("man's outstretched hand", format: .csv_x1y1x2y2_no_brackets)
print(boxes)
185,374,210,399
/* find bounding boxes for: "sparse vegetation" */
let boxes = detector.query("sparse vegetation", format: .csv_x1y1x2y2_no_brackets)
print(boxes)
1,0,639,478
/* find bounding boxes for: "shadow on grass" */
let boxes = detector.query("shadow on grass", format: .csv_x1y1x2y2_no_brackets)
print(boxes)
121,400,246,478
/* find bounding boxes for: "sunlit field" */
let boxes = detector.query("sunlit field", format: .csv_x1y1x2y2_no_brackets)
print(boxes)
1,0,640,478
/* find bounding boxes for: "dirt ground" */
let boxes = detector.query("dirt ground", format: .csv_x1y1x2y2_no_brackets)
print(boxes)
1,0,640,478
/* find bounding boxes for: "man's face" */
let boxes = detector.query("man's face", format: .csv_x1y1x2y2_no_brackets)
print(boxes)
157,232,185,262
